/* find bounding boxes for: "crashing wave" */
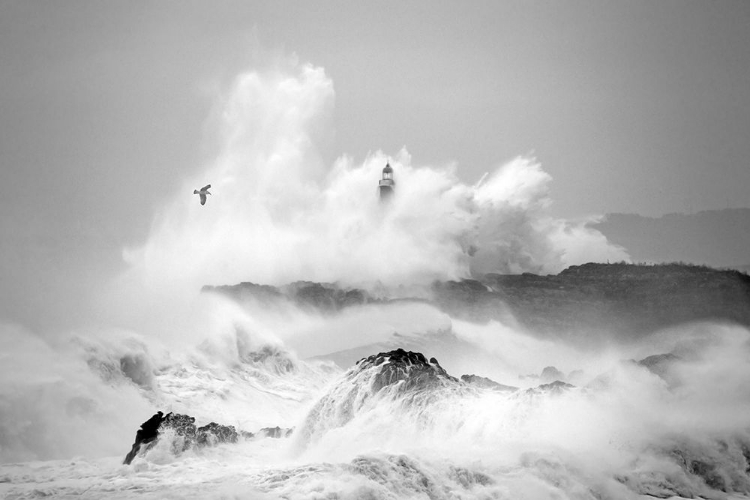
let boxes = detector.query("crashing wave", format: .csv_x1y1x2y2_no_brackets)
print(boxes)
123,411,294,465
296,349,464,447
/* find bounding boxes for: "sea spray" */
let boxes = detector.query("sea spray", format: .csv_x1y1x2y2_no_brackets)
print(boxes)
108,59,628,335
3,57,747,500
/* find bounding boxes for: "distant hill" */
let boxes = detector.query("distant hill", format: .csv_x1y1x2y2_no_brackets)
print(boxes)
206,262,750,346
593,208,750,271
433,262,750,343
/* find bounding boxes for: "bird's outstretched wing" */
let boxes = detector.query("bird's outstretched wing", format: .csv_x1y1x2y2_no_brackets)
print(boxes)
200,194,207,205
202,184,211,191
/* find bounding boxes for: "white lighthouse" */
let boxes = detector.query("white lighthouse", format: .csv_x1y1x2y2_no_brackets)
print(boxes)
378,162,395,202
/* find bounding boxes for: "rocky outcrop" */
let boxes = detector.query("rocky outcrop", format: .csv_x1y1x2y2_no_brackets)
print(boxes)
123,411,293,464
159,413,240,451
297,349,464,446
207,263,750,344
123,411,165,465
357,349,458,393
203,280,378,314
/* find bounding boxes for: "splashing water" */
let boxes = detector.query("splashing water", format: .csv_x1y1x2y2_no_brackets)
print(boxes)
115,61,627,306
2,58,747,500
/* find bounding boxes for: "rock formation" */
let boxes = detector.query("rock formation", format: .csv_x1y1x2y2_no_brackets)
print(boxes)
206,263,750,345
123,411,293,464
123,411,166,465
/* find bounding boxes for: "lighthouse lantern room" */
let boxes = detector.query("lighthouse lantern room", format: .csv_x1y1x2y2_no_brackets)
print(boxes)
378,162,395,201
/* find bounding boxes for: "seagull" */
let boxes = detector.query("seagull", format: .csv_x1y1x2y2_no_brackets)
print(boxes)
193,184,211,205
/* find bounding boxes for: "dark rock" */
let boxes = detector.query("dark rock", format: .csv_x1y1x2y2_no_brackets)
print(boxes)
123,411,291,464
208,263,750,344
461,263,750,343
123,411,165,465
159,413,239,451
209,263,750,347
297,349,464,444
196,422,239,446
357,348,458,393
204,280,377,315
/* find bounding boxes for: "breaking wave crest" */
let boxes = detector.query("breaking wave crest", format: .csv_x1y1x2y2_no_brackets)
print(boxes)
111,59,628,323
2,57,748,500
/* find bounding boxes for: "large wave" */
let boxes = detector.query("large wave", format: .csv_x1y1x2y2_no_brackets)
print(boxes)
4,57,747,500
111,60,627,314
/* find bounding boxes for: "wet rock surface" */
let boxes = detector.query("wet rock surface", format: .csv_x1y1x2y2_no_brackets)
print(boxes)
123,412,293,464
207,263,750,345
357,348,458,393
123,411,166,465
204,280,378,314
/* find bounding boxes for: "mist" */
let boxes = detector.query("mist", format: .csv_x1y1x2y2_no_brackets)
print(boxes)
2,57,748,499
107,60,627,323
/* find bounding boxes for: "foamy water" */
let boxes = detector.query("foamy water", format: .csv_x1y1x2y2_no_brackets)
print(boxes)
2,301,749,499
1,58,748,499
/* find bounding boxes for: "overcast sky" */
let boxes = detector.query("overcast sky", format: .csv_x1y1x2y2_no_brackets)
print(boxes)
1,0,749,331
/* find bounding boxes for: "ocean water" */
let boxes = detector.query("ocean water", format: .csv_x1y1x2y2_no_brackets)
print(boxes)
2,59,748,499
2,294,750,499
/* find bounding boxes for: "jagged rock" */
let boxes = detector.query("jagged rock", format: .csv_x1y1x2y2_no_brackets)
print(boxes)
123,411,165,465
358,348,458,393
297,349,463,445
157,412,239,453
123,411,290,464
460,374,517,392
196,422,239,446
162,413,196,439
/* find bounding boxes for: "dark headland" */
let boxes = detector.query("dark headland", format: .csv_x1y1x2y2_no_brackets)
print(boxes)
204,262,750,343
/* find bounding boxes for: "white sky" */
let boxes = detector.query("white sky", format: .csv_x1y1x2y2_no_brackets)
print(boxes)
1,0,749,331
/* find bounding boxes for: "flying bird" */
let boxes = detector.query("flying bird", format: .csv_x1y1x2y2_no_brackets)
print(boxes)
194,184,211,205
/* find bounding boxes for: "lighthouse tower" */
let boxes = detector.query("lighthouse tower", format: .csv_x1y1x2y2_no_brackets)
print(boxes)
378,162,395,202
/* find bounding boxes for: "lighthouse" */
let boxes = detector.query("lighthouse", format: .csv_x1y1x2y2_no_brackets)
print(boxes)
378,162,395,202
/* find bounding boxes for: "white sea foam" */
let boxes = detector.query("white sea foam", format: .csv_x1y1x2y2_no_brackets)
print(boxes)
1,57,747,499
